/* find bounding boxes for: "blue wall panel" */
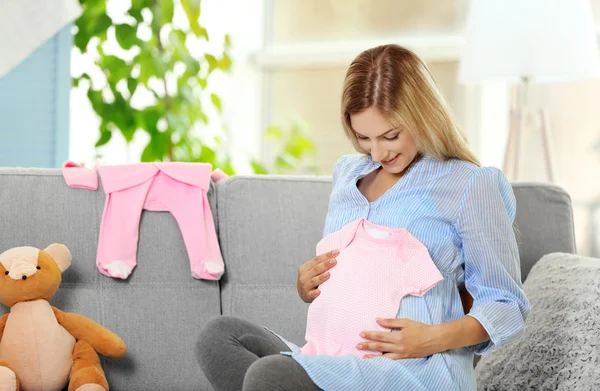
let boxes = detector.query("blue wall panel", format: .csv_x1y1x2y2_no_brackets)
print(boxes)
0,24,72,168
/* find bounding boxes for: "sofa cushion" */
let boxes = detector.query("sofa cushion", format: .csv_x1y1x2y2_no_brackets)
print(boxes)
215,175,332,346
475,252,600,390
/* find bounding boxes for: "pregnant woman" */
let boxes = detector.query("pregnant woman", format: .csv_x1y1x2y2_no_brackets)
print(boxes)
196,44,529,391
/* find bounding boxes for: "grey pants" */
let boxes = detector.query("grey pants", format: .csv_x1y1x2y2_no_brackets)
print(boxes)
195,315,322,391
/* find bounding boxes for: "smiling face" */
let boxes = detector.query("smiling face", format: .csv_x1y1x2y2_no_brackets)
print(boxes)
341,45,482,170
350,107,420,175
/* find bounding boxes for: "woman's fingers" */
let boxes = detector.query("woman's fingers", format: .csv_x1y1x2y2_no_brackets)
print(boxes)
308,271,329,288
298,250,337,282
356,341,397,354
310,250,339,269
310,256,337,277
309,289,320,299
359,330,394,343
297,250,339,303
363,352,403,360
305,252,337,288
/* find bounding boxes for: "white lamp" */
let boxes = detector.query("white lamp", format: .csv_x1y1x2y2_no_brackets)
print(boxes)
458,0,600,182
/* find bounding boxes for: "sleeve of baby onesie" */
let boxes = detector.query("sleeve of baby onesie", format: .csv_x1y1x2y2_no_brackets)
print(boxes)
454,166,531,356
400,234,444,297
315,228,342,257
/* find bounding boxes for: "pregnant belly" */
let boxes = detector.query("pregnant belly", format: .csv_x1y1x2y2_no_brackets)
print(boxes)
302,269,402,357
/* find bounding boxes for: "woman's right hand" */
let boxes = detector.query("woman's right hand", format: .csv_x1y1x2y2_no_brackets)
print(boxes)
297,249,339,303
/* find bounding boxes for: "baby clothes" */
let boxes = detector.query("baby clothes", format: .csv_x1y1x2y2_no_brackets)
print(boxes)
301,218,443,357
61,161,226,280
61,161,98,190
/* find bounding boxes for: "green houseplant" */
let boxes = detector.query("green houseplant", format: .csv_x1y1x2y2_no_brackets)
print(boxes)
72,0,319,175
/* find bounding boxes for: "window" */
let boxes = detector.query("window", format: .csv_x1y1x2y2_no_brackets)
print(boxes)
226,0,510,174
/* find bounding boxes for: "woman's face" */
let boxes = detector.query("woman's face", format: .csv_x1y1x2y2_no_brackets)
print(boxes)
350,107,419,175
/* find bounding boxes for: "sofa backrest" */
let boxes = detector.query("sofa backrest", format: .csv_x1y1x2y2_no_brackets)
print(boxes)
0,168,220,391
214,175,332,347
215,176,578,347
511,182,577,278
0,168,578,390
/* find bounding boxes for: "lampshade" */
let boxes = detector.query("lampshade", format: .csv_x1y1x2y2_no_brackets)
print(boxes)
458,0,600,84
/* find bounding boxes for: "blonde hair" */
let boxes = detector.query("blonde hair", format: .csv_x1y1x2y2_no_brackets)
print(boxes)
341,44,480,166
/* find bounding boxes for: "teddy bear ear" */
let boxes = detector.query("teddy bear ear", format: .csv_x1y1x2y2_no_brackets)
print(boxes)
44,243,72,272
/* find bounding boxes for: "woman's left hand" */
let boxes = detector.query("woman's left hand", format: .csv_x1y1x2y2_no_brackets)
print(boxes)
357,318,444,359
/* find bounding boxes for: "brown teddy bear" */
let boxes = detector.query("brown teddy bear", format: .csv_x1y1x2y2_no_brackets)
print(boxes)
0,244,126,391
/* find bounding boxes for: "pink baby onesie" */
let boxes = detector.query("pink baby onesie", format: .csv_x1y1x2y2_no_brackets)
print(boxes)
62,161,227,280
301,218,444,357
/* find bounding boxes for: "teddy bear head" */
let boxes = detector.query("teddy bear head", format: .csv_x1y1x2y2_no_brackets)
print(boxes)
0,244,71,308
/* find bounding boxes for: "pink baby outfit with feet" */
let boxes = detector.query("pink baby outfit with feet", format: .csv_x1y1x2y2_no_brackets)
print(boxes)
61,161,226,280
301,218,444,357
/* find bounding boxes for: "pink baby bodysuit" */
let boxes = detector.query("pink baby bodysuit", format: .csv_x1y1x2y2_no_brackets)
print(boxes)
62,161,227,280
301,218,444,357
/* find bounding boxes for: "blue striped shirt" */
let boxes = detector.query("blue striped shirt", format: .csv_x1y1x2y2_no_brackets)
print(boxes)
282,153,530,390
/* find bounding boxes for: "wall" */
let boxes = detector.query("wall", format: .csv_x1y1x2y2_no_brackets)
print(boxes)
525,81,600,256
0,25,72,168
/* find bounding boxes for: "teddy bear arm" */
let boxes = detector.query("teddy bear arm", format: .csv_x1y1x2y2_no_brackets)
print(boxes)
52,306,127,358
0,314,7,341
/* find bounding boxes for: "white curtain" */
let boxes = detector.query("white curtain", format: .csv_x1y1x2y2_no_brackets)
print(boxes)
0,0,82,78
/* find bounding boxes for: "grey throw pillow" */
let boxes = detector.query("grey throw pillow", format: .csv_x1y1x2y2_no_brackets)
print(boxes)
475,252,600,391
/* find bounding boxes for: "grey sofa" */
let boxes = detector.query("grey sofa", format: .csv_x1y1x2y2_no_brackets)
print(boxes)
0,167,577,390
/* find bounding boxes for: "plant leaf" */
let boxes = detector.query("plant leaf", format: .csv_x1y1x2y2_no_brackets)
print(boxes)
115,24,138,50
250,160,268,174
100,55,130,80
91,14,112,39
204,54,217,72
210,93,221,112
218,53,232,71
127,77,138,96
141,142,158,162
131,0,153,10
160,0,174,24
265,126,282,140
95,126,112,147
181,0,208,39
